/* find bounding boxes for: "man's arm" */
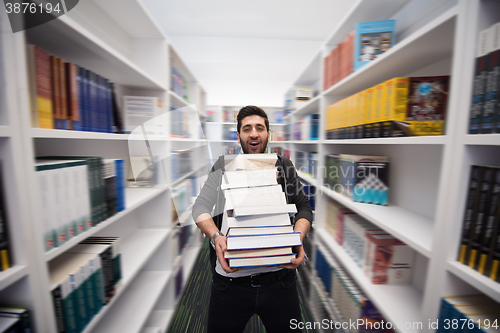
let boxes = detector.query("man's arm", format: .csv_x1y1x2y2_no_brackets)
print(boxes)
195,213,240,274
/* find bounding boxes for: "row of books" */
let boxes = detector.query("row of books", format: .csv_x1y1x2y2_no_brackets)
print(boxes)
172,179,195,224
265,147,282,155
49,237,122,333
0,163,11,272
268,130,283,141
222,127,238,141
295,151,319,179
314,245,389,333
326,75,450,139
36,158,126,252
0,307,31,333
325,199,414,285
469,22,500,134
292,114,319,140
294,88,315,110
301,181,316,211
437,294,499,333
323,20,396,91
171,66,189,102
27,44,124,133
224,146,241,155
324,154,390,206
222,109,237,123
220,155,300,268
457,165,500,282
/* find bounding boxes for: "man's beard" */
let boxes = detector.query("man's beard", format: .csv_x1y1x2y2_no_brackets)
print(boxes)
240,137,268,154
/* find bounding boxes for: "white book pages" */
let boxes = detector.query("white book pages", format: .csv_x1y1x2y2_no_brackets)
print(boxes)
229,254,296,268
224,154,278,172
224,247,293,259
225,191,287,210
221,168,278,190
226,232,301,250
227,225,294,236
233,204,297,217
220,211,291,235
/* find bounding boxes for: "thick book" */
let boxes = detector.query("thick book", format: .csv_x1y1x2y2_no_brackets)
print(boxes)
227,225,294,237
354,20,396,71
224,247,293,259
79,237,122,288
232,204,297,217
221,168,278,190
65,63,80,131
228,254,296,268
225,190,287,210
58,58,68,130
226,232,301,251
469,28,490,134
223,153,277,172
220,212,291,236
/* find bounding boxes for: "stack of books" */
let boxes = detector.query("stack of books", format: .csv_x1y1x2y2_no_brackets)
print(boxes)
219,154,302,268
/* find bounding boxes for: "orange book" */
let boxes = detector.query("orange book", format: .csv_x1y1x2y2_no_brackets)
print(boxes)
50,56,62,129
323,53,330,91
65,62,80,130
331,46,338,86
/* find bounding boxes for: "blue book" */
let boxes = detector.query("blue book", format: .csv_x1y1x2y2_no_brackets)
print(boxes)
354,19,396,71
83,69,91,131
114,159,125,212
105,79,113,133
310,114,319,140
95,75,103,133
73,66,83,131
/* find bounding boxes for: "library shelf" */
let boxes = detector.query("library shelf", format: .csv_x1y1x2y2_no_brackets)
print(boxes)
289,95,321,118
25,13,166,91
170,137,206,142
169,91,190,108
297,170,320,187
82,228,173,333
142,310,175,333
89,270,173,333
464,134,500,146
309,272,345,328
322,136,448,145
0,126,11,137
316,229,423,333
446,261,500,303
287,140,320,144
205,122,236,125
324,5,457,97
171,163,208,187
320,186,433,257
31,128,129,140
0,265,29,291
44,187,169,262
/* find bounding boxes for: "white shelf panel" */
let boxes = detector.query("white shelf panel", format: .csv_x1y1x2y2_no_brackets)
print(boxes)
82,229,172,333
287,140,320,144
324,5,457,97
31,128,129,140
0,265,29,291
320,186,433,256
323,136,448,145
446,261,500,302
292,50,322,86
464,134,500,146
297,171,320,187
25,15,166,90
169,91,190,108
44,187,168,261
144,310,175,332
316,229,423,333
289,95,321,118
91,271,173,333
0,126,11,137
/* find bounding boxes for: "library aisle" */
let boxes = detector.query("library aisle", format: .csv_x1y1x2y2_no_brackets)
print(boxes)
1,0,500,332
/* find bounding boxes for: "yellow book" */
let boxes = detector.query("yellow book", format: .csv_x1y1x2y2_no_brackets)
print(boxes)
356,90,366,138
364,87,375,138
384,77,409,122
372,83,384,137
408,120,445,136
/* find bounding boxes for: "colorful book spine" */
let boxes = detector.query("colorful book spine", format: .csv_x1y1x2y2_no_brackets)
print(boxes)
469,28,490,134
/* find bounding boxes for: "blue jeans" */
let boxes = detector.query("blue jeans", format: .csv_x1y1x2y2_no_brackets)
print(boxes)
207,269,303,333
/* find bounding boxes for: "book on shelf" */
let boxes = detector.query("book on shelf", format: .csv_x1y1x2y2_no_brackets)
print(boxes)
469,22,500,134
123,96,165,136
457,165,500,282
294,87,314,110
0,307,32,333
354,20,396,71
171,66,188,102
0,164,11,272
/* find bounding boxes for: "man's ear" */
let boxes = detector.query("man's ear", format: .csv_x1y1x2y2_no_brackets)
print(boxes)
237,132,240,143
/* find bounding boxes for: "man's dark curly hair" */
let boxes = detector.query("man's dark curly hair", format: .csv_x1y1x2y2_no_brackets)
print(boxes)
237,105,270,134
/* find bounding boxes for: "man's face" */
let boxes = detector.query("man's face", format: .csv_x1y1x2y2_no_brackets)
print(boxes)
237,115,268,154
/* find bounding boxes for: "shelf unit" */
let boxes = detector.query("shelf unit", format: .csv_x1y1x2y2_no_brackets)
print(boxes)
282,0,500,332
0,1,206,332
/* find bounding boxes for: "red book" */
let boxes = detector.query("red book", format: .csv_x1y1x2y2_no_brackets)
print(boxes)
59,58,68,130
27,45,54,128
323,54,329,90
50,56,61,129
331,46,339,85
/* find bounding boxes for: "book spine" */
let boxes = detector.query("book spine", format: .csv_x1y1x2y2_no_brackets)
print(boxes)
477,168,500,273
59,58,68,130
458,166,482,263
61,277,77,333
62,167,76,241
33,46,54,129
98,158,106,223
51,286,66,333
105,79,112,133
50,56,60,129
115,160,125,212
468,167,494,268
83,69,90,131
470,29,489,134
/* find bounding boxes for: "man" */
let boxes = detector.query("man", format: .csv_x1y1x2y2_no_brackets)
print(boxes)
192,105,312,333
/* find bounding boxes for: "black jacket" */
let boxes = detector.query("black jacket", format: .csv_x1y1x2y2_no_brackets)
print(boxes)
192,154,313,272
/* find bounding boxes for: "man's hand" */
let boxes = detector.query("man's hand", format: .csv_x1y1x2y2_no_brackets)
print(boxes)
277,244,306,270
214,235,241,274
